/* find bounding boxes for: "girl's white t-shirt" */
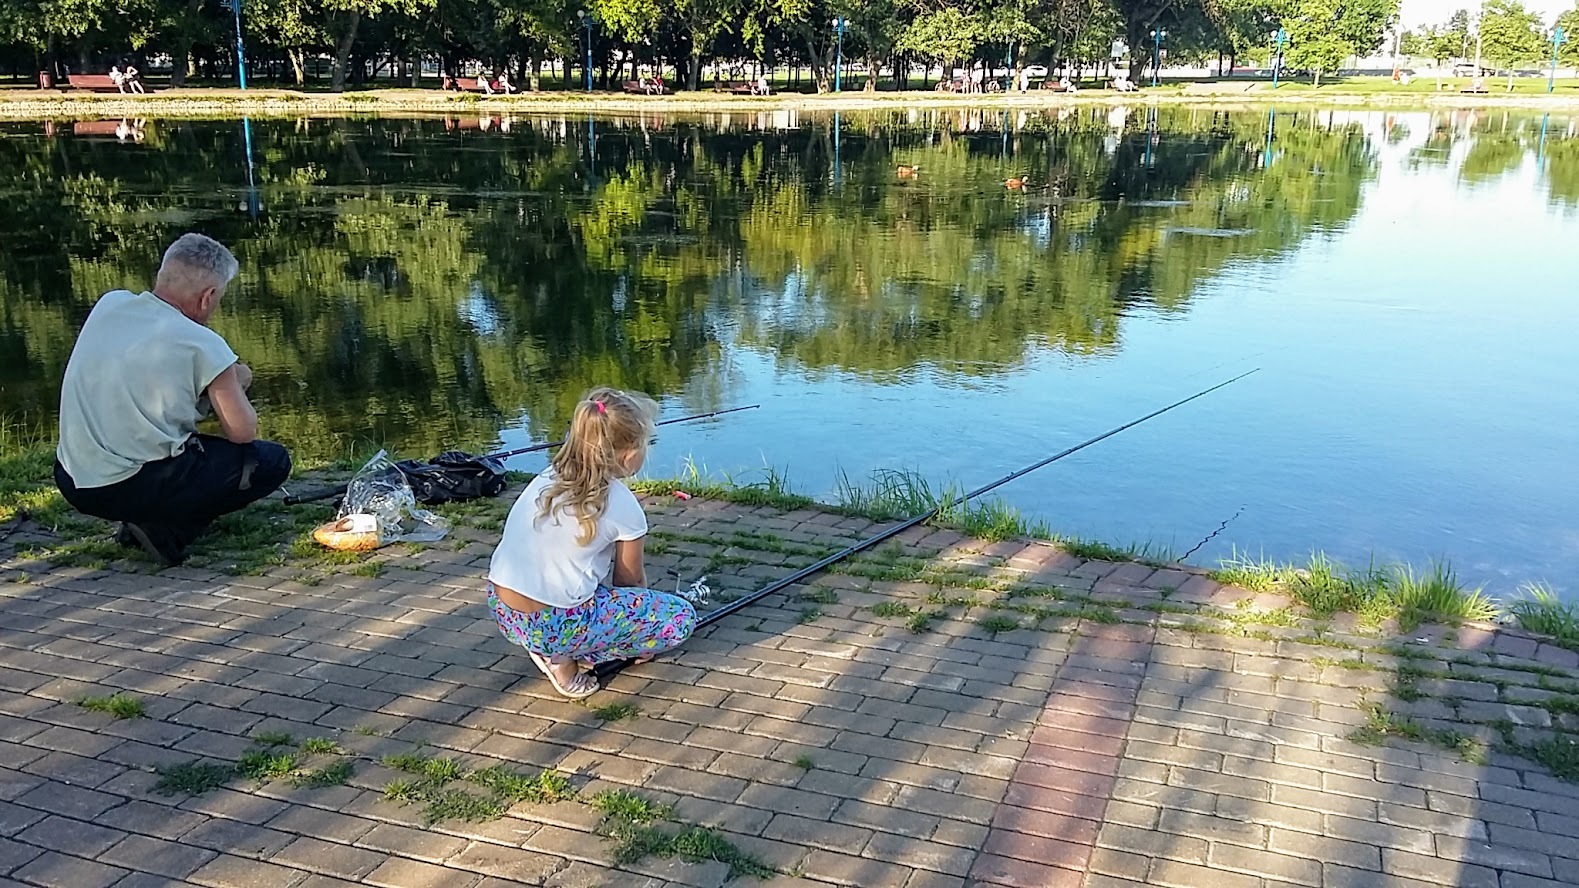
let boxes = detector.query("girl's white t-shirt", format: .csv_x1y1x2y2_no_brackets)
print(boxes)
488,470,648,608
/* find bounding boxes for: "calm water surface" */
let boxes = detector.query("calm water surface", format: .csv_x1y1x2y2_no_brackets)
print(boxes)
1,107,1575,597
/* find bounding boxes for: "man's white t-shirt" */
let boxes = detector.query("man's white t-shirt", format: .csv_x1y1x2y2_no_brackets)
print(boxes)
488,470,648,609
56,290,238,488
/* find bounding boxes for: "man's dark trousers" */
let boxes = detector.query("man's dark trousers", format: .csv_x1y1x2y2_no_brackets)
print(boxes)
54,435,291,562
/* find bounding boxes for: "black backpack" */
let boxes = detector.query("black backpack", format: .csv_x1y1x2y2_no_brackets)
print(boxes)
394,451,508,505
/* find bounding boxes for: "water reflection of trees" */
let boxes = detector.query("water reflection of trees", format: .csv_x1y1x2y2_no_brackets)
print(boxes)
0,109,1456,459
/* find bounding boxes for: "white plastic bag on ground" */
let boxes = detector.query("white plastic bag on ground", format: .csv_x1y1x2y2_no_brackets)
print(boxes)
338,450,451,545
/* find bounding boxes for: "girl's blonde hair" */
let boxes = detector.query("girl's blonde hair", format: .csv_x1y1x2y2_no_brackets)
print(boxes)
537,387,660,545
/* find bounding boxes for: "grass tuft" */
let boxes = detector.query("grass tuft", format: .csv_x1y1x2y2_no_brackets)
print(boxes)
1348,703,1488,764
591,702,642,722
976,614,1021,636
906,608,948,633
792,755,815,770
235,748,300,782
301,737,341,755
869,601,916,618
78,693,145,720
294,760,354,788
1508,583,1579,651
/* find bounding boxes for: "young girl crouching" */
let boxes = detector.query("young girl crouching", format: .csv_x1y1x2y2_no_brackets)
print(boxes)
486,388,696,699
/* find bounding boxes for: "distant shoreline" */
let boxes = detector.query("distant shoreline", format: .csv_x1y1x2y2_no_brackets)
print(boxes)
4,86,1579,121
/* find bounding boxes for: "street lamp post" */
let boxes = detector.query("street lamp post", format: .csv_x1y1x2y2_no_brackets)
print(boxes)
1271,28,1286,89
1151,28,1166,87
1552,27,1568,94
832,17,846,93
576,10,592,92
227,0,248,89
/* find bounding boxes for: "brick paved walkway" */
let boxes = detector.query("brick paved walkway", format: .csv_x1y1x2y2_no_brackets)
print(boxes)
2,494,1577,888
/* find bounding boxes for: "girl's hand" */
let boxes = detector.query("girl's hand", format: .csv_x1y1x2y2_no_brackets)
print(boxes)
612,537,646,588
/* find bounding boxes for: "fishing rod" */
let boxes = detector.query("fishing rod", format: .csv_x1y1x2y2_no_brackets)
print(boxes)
282,403,760,506
594,369,1257,680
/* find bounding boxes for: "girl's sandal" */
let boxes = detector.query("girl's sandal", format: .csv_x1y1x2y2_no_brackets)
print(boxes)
529,652,600,699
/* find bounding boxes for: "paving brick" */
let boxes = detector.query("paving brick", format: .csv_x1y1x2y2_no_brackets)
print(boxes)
981,827,1093,870
352,823,469,863
14,781,122,820
265,808,378,844
1208,843,1321,886
789,849,909,886
1380,848,1499,888
98,834,217,878
0,836,43,873
861,832,975,876
11,851,128,888
1156,809,1266,848
17,815,128,858
446,842,570,884
1432,835,1553,877
180,819,296,858
990,805,1100,844
188,853,309,888
968,853,1084,888
363,857,473,888
760,814,871,855
1096,824,1206,864
1147,858,1262,888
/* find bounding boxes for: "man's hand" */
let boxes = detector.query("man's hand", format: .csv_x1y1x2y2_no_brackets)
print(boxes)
234,362,253,391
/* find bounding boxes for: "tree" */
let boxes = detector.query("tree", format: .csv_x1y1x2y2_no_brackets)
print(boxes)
1282,0,1397,87
899,6,982,86
249,0,324,85
1478,0,1543,90
1556,4,1579,67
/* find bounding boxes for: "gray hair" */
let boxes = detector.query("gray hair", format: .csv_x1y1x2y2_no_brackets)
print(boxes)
157,233,239,293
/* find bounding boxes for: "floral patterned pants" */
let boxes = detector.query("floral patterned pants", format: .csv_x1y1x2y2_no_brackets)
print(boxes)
489,584,696,665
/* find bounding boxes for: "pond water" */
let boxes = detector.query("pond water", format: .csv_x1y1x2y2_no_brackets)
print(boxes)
1,107,1575,598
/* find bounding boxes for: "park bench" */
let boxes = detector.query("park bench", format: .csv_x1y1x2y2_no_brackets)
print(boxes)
623,80,668,95
712,81,755,94
1461,77,1489,94
71,121,122,135
444,77,493,93
66,74,125,92
1041,79,1077,93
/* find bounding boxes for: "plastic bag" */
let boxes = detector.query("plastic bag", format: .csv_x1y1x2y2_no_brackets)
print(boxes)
336,450,451,546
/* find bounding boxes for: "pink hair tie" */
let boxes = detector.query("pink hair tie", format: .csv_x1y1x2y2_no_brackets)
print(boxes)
594,401,607,415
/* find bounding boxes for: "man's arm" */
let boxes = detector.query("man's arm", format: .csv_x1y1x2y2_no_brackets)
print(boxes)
207,364,258,444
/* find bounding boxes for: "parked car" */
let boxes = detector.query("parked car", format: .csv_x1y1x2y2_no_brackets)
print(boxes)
1452,62,1493,77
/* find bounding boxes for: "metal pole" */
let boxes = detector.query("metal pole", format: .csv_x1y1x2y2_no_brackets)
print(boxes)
1552,28,1566,94
1152,29,1162,87
584,17,592,92
1272,30,1285,89
834,18,844,93
232,0,247,89
594,370,1260,679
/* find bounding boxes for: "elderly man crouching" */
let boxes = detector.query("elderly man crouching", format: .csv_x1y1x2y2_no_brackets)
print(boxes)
53,233,292,566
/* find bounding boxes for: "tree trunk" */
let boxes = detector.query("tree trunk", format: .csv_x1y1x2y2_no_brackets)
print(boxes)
864,53,879,91
1313,69,1322,88
289,49,305,86
530,56,541,91
689,48,701,91
331,11,362,92
170,0,202,87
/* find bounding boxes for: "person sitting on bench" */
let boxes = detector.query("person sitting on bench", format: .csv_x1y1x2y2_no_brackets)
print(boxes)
52,233,292,566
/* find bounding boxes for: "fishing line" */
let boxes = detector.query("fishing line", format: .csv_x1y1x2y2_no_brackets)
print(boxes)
594,369,1260,680
1180,505,1245,562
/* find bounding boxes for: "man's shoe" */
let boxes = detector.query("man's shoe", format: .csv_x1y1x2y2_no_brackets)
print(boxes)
120,522,186,567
